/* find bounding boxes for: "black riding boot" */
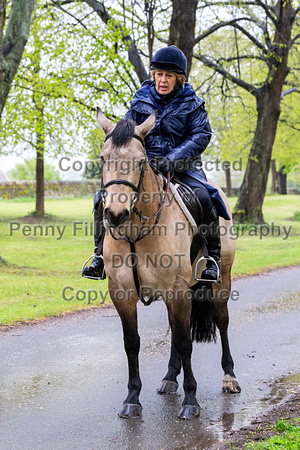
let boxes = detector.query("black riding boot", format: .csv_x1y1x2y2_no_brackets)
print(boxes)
82,205,106,280
201,208,221,282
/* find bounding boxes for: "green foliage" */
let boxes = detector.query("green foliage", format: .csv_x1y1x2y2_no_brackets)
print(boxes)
7,158,60,181
0,0,140,160
82,128,105,180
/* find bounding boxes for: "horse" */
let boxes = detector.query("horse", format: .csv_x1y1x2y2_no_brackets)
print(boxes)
96,108,241,419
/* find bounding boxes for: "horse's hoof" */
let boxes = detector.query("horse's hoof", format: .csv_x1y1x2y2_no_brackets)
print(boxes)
178,404,200,420
118,403,142,419
222,374,241,393
157,380,179,395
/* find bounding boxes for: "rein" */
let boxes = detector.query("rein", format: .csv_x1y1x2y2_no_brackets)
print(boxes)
101,133,171,305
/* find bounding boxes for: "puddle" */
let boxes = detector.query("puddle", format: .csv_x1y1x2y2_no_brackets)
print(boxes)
220,372,300,436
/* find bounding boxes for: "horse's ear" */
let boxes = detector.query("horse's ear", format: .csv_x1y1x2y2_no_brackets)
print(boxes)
135,110,157,139
96,107,115,136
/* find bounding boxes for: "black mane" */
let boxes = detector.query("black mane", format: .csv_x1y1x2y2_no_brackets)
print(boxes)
110,119,136,147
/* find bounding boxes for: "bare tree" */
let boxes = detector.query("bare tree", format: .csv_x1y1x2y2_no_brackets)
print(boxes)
192,0,300,223
0,0,36,117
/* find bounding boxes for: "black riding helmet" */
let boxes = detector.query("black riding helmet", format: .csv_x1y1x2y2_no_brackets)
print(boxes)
150,45,187,76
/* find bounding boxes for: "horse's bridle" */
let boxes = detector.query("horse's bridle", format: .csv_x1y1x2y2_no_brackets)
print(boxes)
100,132,171,306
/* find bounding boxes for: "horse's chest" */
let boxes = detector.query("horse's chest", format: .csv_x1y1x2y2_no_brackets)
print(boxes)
105,244,191,292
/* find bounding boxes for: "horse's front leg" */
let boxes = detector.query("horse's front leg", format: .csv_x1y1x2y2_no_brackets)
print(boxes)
167,283,200,419
157,302,181,395
109,279,142,418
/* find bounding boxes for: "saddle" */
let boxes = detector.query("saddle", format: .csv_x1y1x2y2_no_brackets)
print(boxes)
169,176,208,265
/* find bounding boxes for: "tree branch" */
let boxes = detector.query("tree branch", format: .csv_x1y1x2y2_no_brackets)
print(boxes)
219,54,266,63
194,17,254,44
80,0,148,82
281,88,300,99
291,33,300,46
50,0,148,82
278,118,300,132
51,0,98,40
254,0,277,25
193,52,257,95
232,23,267,53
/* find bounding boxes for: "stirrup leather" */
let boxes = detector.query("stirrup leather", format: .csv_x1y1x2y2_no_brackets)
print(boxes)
81,254,105,280
194,256,221,283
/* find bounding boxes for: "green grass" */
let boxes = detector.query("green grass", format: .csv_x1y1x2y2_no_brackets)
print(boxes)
227,195,300,276
0,197,108,326
243,417,300,449
0,195,299,326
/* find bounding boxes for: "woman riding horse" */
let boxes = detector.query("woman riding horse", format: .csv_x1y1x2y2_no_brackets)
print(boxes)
83,45,230,281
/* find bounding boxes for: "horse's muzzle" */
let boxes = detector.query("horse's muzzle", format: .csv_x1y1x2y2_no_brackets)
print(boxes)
104,207,130,227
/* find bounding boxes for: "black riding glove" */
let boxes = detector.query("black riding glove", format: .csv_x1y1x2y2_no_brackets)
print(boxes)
156,157,175,176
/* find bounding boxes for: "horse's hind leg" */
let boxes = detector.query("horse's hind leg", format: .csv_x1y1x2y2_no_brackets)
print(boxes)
165,283,200,419
110,281,142,418
214,298,241,393
157,302,181,395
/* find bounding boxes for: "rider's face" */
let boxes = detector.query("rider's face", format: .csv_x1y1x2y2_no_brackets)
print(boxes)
154,71,177,95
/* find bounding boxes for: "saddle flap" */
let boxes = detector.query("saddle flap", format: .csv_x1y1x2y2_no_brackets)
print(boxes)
171,176,203,227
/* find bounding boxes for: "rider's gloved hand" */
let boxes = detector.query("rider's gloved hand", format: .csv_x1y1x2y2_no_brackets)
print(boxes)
156,157,175,176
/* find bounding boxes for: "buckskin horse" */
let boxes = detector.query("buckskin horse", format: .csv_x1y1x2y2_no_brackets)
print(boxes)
96,108,241,420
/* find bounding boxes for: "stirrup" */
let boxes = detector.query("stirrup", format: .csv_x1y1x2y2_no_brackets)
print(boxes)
81,254,105,280
194,256,221,283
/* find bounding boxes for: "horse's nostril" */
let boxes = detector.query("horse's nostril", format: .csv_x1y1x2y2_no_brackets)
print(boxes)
104,208,130,226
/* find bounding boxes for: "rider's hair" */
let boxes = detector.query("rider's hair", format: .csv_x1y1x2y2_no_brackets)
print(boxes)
151,69,186,85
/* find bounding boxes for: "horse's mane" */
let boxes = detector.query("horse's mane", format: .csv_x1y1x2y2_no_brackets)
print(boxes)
110,119,136,147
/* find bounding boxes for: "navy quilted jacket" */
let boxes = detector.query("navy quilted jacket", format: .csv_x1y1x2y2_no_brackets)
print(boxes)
124,80,231,220
124,80,212,167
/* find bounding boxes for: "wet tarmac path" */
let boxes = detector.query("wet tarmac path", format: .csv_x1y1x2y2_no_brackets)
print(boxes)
0,266,299,449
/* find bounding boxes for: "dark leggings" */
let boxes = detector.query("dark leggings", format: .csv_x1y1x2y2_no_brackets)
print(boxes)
176,171,215,225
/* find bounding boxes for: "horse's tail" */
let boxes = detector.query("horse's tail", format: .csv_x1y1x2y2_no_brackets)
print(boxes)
190,282,217,343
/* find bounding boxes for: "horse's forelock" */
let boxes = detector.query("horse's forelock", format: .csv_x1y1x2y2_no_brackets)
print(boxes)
110,119,136,148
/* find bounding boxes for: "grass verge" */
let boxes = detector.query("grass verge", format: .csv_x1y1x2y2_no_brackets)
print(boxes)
0,195,299,326
223,388,300,450
243,417,300,449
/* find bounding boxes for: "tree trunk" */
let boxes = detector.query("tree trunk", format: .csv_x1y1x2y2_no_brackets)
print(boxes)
277,165,287,195
32,28,44,215
0,0,36,117
168,0,199,78
35,136,44,215
270,159,277,193
233,88,281,223
225,166,232,197
233,1,294,224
